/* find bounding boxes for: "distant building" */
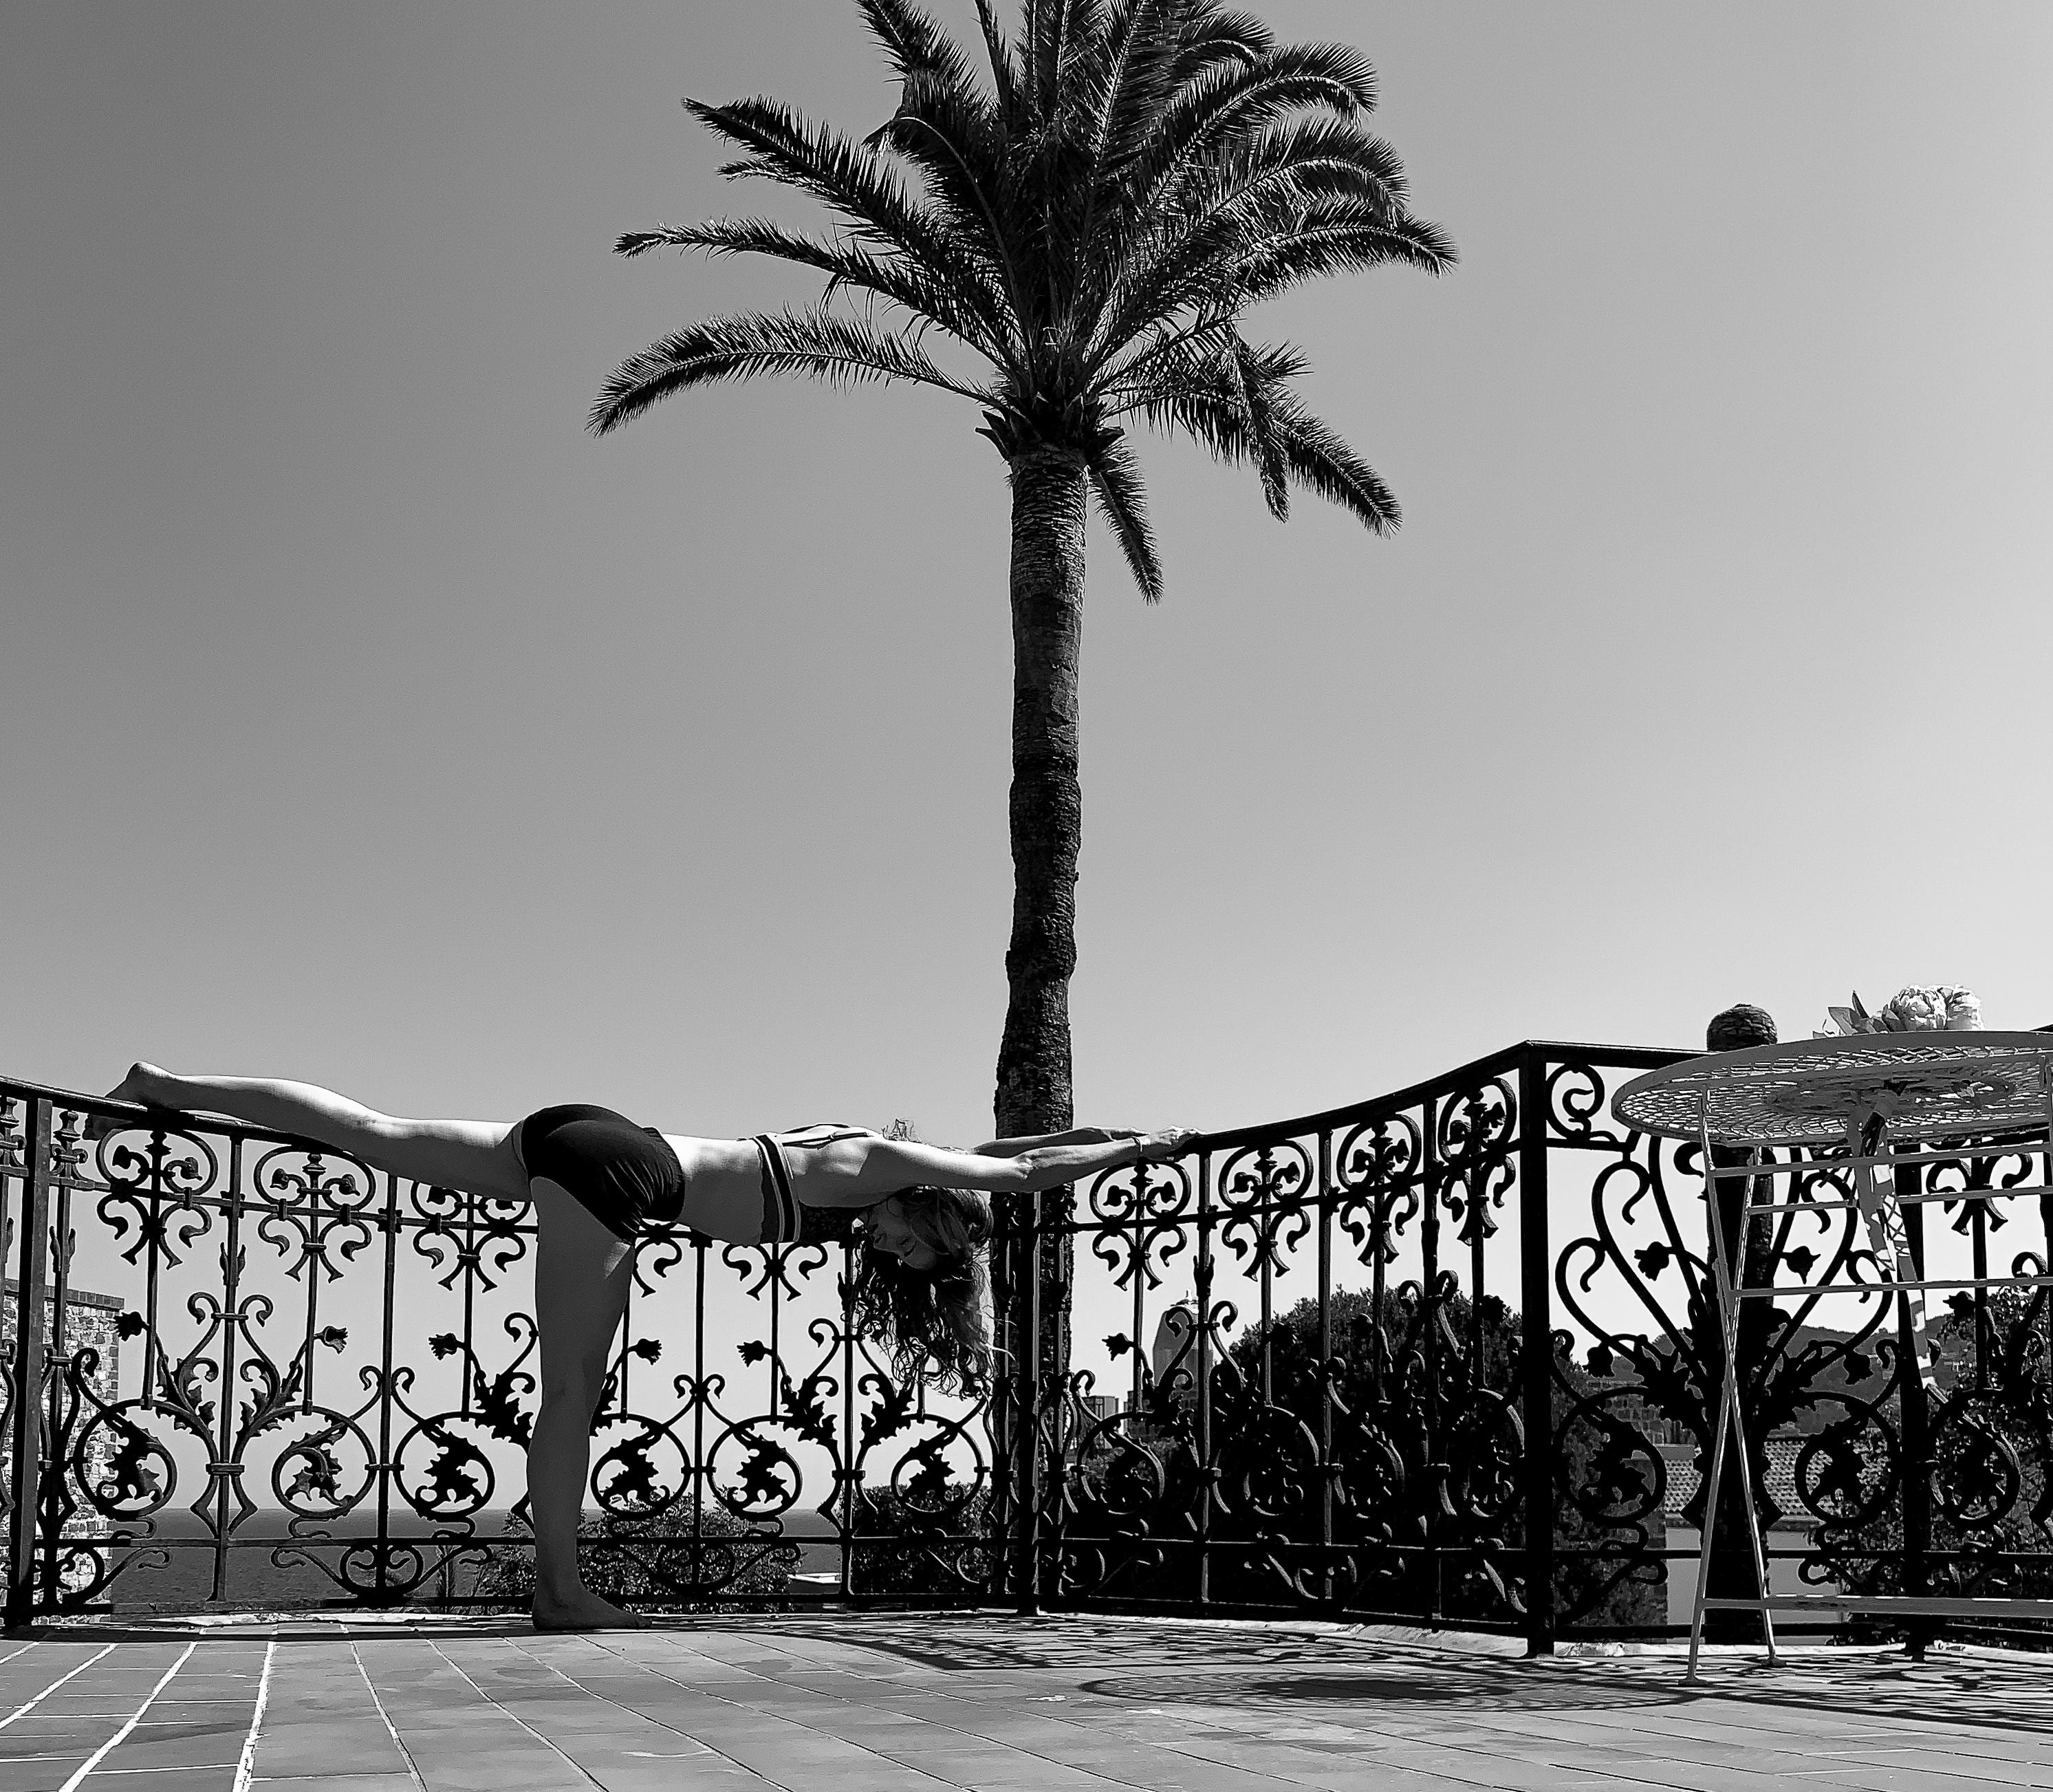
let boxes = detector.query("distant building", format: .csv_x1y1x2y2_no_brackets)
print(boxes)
1,1280,124,1534
1065,1392,1125,1465
1659,1432,1829,1626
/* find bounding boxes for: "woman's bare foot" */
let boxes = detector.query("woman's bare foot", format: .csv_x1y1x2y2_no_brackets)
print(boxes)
107,1062,173,1108
531,1588,649,1632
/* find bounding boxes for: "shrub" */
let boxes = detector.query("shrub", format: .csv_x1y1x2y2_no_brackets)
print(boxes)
847,1487,991,1599
467,1500,799,1611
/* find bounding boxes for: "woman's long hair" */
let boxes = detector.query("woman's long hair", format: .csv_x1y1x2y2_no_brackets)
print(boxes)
843,1185,994,1395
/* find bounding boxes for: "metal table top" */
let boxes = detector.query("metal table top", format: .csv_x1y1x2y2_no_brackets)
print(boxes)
1610,1031,2053,1145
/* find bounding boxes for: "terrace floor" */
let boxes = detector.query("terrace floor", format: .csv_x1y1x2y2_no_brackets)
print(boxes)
1,1610,2046,1792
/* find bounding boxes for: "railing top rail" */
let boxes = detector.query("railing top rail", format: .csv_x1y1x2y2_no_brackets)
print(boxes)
5,1046,1706,1167
1190,1039,1698,1152
0,1081,367,1155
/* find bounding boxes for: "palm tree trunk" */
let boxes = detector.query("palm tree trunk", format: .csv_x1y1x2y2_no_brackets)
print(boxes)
993,444,1086,1611
995,445,1087,1139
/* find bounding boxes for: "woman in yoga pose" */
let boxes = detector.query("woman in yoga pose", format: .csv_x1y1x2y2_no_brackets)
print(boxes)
106,1062,1193,1630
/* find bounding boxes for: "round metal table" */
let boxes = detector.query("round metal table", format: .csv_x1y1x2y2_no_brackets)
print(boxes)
1609,1030,2053,1674
1611,1031,2053,1147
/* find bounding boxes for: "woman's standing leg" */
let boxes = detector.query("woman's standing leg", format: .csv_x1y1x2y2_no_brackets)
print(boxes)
527,1178,644,1629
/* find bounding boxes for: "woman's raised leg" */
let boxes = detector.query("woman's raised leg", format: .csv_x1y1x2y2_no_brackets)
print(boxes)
107,1062,524,1200
527,1178,644,1630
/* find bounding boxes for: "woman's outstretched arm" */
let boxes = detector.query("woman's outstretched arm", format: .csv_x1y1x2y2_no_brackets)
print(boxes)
810,1128,1199,1206
971,1127,1144,1159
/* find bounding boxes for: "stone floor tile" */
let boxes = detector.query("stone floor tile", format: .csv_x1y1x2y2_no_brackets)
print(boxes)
6,1764,98,1792
100,1723,250,1769
877,1743,1166,1789
1594,1758,1801,1790
2,1720,128,1755
1784,1776,1977,1792
244,1715,413,1778
250,1778,426,1791
90,1767,242,1786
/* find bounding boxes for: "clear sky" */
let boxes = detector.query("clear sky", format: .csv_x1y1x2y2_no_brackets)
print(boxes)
8,0,2053,1151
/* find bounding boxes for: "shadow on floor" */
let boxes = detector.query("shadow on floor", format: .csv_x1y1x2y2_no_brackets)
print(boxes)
762,1612,2053,1731
30,1607,2053,1736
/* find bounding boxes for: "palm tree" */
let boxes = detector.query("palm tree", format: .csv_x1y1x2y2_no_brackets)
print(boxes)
591,1,1454,1143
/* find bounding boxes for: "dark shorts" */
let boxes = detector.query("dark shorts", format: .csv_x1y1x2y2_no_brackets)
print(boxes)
514,1105,805,1246
514,1104,684,1242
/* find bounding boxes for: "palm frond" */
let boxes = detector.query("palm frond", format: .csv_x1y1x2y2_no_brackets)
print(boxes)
1224,330,1288,519
873,73,1011,237
1068,34,1409,341
1263,389,1401,532
618,219,1011,365
1098,312,1287,396
1028,0,1077,121
589,308,984,435
1109,338,1400,534
973,0,1023,122
860,0,1014,237
1207,116,1413,207
1083,118,1422,358
851,10,1024,333
1224,208,1458,304
1050,0,1118,138
1086,428,1164,601
1085,0,1183,180
1171,6,1274,85
1090,192,1452,365
1111,326,1289,517
1127,40,1384,216
858,0,977,98
686,97,1017,341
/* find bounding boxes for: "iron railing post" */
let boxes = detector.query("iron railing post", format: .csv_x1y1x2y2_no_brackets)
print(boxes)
1420,1094,1442,1622
984,1191,1015,1605
1518,1050,1556,1655
374,1169,400,1603
5,1098,54,1630
1316,1127,1335,1612
1897,1156,1933,1657
1039,1181,1075,1610
1193,1149,1214,1610
1015,1189,1043,1614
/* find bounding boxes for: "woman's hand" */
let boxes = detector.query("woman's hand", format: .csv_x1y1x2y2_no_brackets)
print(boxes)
1135,1127,1199,1163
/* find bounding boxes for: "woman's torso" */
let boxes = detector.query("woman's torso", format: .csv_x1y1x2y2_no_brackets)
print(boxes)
659,1134,761,1241
662,1123,875,1243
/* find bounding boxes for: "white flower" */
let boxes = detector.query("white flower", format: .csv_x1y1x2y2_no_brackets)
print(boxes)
1879,986,1948,1032
1814,986,1981,1038
1937,986,1982,1031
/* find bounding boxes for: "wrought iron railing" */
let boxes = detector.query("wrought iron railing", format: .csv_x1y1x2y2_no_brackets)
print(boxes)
10,1045,2053,1644
1,1081,990,1626
999,1041,2053,1647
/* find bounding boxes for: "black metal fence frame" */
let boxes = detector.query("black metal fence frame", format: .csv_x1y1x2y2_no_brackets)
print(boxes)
12,1043,2053,1646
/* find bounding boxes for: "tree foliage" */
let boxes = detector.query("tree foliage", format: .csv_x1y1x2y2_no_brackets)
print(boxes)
1070,1285,1664,1625
468,1504,799,1610
592,0,1455,596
